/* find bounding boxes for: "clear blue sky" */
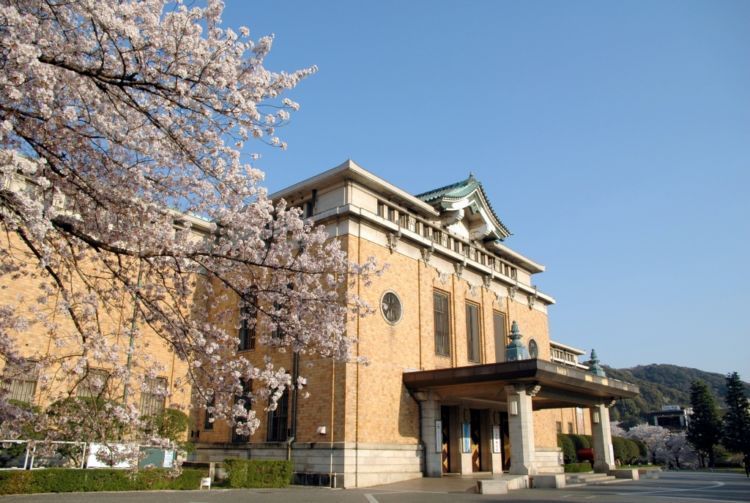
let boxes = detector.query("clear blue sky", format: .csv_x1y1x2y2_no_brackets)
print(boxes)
222,0,750,378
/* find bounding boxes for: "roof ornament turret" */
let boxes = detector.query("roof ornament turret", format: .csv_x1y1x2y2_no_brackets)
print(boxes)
505,320,529,361
588,349,606,377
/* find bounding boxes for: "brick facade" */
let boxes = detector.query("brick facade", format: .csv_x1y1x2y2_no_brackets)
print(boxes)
191,161,599,487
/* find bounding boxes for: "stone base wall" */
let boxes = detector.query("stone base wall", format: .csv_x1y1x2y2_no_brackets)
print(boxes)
534,446,564,474
192,442,423,488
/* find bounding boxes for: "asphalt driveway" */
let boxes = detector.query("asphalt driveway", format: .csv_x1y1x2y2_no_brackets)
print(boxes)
0,470,747,502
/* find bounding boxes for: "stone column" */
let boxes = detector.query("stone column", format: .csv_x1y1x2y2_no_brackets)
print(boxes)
417,396,443,477
505,385,538,475
590,403,616,473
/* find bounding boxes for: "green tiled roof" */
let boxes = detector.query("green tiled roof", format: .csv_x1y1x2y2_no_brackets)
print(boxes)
416,174,511,238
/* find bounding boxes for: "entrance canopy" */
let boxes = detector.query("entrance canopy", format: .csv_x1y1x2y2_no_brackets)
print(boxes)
403,359,638,410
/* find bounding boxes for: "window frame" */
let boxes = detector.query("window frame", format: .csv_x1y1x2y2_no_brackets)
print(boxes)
238,290,257,352
465,301,482,363
381,290,403,325
76,368,111,399
203,395,215,431
433,289,451,357
267,390,289,442
232,378,253,443
492,310,507,362
139,376,168,417
2,359,39,404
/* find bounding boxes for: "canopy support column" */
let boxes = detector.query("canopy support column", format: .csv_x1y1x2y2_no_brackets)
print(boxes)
505,384,539,475
590,402,616,473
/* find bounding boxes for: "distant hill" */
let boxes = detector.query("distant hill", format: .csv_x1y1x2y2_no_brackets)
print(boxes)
602,364,750,427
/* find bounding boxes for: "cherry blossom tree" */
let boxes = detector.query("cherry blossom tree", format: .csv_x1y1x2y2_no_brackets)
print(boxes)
626,424,670,465
0,0,376,449
664,432,699,469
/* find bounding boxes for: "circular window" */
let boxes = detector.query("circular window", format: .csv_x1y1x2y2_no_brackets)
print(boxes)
528,339,538,358
381,291,402,324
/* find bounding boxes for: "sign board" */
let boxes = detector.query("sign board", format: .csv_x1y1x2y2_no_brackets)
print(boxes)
492,425,501,453
461,422,471,453
86,443,133,469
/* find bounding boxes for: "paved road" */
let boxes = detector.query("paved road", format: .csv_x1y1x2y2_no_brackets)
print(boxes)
1,471,748,502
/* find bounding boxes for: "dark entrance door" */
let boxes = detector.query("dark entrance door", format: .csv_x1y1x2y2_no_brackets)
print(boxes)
470,409,481,472
441,406,450,473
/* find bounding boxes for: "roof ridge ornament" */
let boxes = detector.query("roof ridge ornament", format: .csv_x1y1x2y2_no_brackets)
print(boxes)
588,349,606,377
506,320,530,361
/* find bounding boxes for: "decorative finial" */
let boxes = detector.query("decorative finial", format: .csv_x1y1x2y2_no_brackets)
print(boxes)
588,349,606,377
506,320,529,361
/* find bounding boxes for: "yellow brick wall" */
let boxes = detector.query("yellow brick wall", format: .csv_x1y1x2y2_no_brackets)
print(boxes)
0,234,192,436
192,219,583,452
342,231,560,445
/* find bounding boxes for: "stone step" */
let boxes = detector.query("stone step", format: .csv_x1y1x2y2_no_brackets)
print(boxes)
589,477,624,485
565,472,613,485
566,473,621,486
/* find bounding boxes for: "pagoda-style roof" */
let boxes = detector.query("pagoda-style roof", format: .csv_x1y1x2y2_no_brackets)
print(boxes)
416,174,511,241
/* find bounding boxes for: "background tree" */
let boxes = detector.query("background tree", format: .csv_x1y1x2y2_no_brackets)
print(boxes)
0,0,376,445
722,372,750,457
664,432,698,469
686,380,722,467
626,424,670,465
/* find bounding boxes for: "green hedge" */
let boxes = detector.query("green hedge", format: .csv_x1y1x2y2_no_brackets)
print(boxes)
224,459,292,488
0,468,206,495
557,434,576,464
564,462,593,473
612,436,627,464
568,434,592,451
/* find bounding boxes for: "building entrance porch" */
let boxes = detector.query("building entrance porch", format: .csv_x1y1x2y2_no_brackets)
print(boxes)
405,359,638,477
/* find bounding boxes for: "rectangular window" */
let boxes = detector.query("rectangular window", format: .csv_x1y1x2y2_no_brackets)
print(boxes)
140,377,167,417
203,395,215,430
232,379,253,443
493,311,507,362
267,391,289,442
568,422,574,434
2,360,38,404
556,421,562,434
77,369,110,398
377,202,386,218
466,303,481,363
433,290,451,357
238,292,257,352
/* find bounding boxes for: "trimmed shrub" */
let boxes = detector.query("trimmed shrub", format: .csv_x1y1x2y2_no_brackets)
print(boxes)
632,439,648,460
625,439,641,465
224,459,293,488
569,434,592,451
564,462,593,473
0,468,206,495
612,436,626,464
557,434,576,464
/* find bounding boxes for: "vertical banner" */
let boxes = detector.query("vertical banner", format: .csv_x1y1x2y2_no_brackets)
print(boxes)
492,425,501,453
435,420,442,453
462,422,471,453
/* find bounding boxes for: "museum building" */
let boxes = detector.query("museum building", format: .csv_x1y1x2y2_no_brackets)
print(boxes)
191,160,639,488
